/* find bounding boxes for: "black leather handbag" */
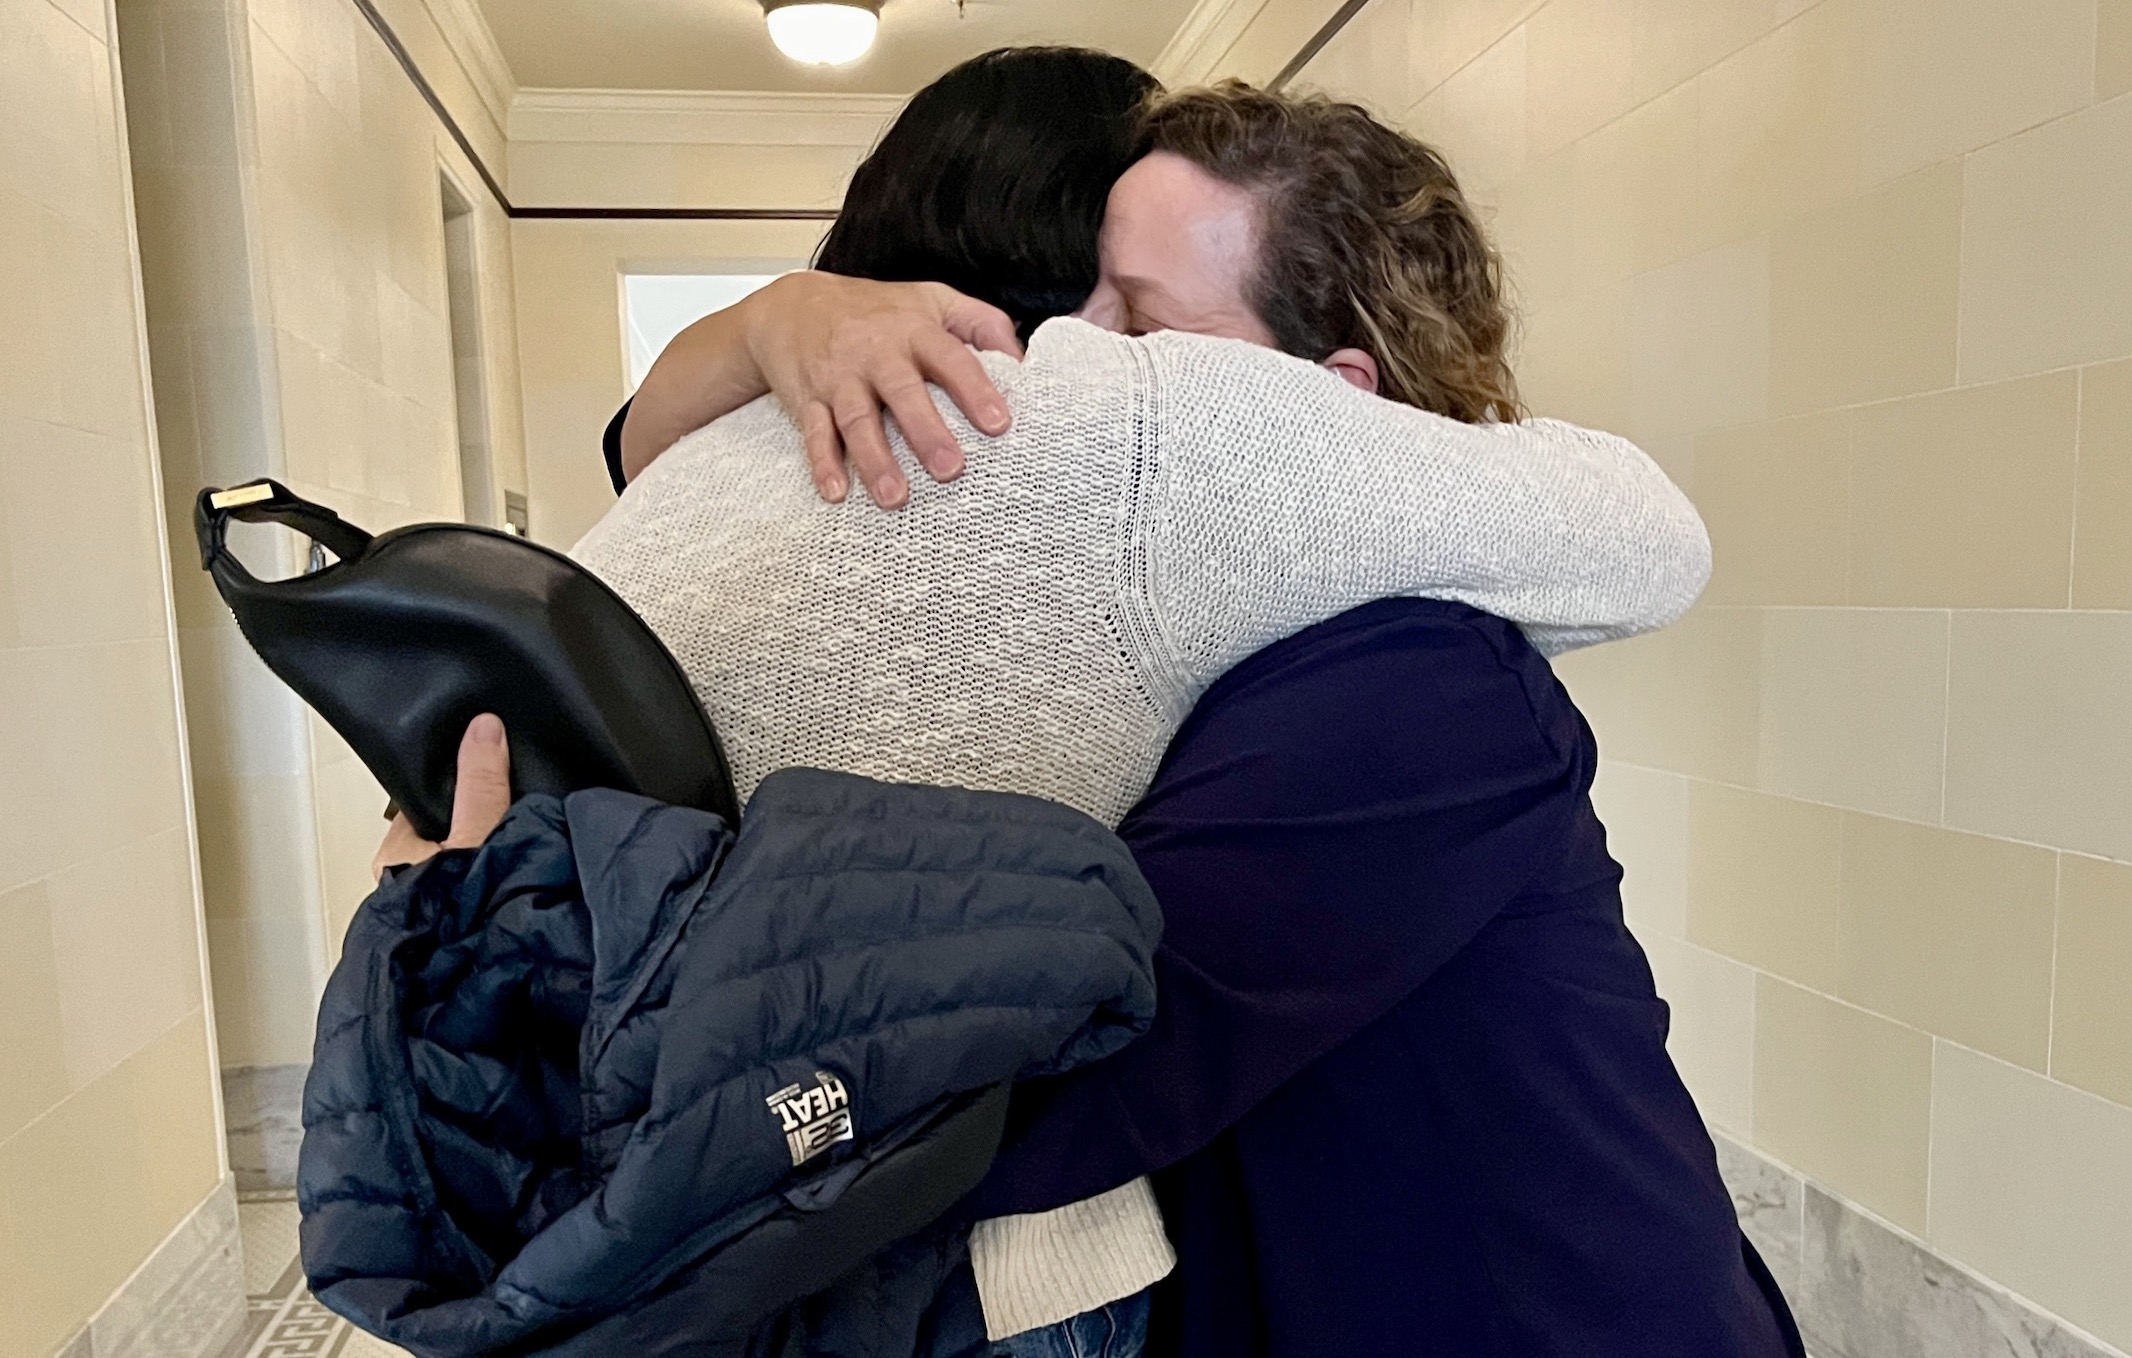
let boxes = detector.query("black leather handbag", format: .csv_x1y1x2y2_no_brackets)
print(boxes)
194,479,739,841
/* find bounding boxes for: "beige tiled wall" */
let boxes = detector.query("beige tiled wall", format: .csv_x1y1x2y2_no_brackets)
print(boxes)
0,0,226,1348
510,218,826,549
1238,0,2132,1345
117,0,528,1069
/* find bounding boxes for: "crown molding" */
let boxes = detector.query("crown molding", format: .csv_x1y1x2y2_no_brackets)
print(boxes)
508,88,906,147
1150,0,1273,86
411,0,515,134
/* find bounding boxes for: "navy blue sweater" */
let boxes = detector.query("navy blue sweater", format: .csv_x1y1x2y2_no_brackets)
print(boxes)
963,599,1802,1358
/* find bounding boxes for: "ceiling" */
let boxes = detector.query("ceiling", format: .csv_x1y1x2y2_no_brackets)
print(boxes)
475,0,1204,94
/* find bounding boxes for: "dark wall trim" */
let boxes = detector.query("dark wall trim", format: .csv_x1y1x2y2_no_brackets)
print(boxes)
341,0,839,221
1269,0,1377,91
510,206,842,221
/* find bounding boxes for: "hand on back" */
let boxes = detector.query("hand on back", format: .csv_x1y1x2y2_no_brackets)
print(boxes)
624,272,1023,510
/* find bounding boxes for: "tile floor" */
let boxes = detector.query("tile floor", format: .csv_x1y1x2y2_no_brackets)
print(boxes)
230,1198,411,1358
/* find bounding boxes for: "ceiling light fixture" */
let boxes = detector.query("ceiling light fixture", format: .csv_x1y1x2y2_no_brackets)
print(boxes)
761,0,883,66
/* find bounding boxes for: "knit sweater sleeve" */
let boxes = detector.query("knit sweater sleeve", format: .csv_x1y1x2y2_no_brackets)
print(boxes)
1131,327,1710,698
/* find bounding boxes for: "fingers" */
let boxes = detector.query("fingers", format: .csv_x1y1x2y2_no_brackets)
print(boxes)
444,713,513,850
877,370,966,483
369,715,512,883
372,813,433,884
831,387,910,509
916,330,1011,439
935,288,1023,360
798,402,849,503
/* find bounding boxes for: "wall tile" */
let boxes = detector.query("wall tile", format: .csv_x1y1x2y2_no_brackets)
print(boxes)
2073,358,2132,610
1856,0,2098,183
0,192,64,425
1799,1178,2121,1358
191,766,318,930
1754,608,1948,821
1568,80,1703,290
1767,161,1962,416
1513,280,1632,431
1411,0,1546,98
1213,0,1356,87
0,0,127,231
1626,235,1771,441
1489,144,1577,309
1627,0,1810,106
1591,759,1690,938
1553,604,1765,785
1526,0,1639,160
1960,95,2132,383
1412,23,1528,194
176,621,312,781
0,640,188,896
2103,0,2132,100
0,417,168,648
1849,372,2080,608
1836,815,2057,1070
48,0,105,41
1644,934,1756,1135
0,1012,220,1358
1697,0,1868,248
47,214,152,442
313,750,387,960
1753,976,1933,1233
1714,1134,1806,1307
202,911,324,1069
46,827,205,1091
1695,412,1850,605
185,323,278,487
1301,0,1417,115
1687,782,1844,988
155,8,244,174
2051,854,2132,1108
1928,1042,2132,1350
1945,611,2132,861
0,878,70,1143
86,1176,243,1358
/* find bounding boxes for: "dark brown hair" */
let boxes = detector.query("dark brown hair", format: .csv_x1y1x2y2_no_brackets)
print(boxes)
1140,82,1523,422
816,47,1158,338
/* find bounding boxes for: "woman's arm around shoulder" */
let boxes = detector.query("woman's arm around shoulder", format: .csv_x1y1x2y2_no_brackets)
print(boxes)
1135,329,1709,688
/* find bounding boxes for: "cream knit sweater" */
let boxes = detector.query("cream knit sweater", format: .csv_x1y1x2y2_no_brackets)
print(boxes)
573,317,1710,1339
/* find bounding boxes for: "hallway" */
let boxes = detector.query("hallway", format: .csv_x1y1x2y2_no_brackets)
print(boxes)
3,0,2128,1354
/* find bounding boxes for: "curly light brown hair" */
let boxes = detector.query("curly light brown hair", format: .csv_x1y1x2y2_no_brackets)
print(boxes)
1139,82,1523,423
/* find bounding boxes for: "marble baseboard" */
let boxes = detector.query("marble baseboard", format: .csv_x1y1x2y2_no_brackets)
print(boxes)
221,1064,307,1195
46,1176,247,1358
1712,1134,2127,1358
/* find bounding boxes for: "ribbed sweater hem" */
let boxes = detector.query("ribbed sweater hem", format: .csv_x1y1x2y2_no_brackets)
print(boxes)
968,1177,1177,1341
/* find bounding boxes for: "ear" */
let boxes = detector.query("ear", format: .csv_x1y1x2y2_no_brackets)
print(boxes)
1321,347,1380,394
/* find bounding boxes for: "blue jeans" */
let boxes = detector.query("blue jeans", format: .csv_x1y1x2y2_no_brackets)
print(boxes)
990,1291,1151,1358
917,1271,1151,1358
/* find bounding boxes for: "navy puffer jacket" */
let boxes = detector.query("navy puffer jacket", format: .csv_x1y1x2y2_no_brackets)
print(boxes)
298,768,1161,1356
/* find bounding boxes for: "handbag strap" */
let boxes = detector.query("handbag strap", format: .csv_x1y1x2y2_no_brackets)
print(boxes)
194,479,375,581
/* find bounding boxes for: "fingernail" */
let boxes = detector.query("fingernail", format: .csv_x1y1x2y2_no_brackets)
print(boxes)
469,713,504,745
982,404,1009,432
